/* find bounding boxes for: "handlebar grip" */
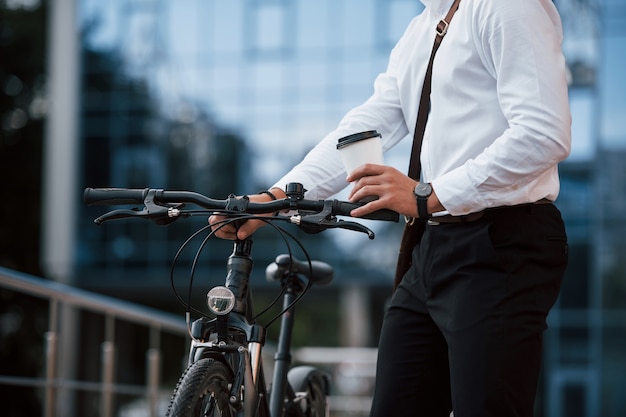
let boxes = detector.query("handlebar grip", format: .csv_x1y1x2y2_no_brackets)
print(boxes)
333,201,399,222
84,188,150,206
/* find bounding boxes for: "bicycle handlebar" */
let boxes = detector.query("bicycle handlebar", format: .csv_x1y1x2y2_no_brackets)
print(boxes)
84,187,224,208
84,183,399,238
83,187,150,205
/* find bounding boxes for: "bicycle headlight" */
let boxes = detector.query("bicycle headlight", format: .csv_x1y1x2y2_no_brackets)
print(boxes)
206,286,236,315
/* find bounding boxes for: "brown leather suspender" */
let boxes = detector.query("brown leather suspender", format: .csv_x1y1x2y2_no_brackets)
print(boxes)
407,0,462,181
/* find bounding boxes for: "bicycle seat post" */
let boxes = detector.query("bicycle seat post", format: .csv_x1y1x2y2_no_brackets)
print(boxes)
269,274,303,416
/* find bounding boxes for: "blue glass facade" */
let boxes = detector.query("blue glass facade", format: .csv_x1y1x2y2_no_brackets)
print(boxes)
72,1,626,415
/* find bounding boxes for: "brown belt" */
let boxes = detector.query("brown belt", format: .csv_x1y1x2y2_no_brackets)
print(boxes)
427,198,553,225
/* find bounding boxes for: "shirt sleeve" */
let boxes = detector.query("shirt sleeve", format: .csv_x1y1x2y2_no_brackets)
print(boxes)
272,18,419,199
432,0,572,215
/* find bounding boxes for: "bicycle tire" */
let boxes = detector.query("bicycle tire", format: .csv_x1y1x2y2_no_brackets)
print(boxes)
287,375,328,417
166,358,235,417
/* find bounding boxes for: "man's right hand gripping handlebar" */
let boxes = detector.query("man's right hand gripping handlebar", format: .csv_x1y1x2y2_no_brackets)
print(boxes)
209,183,400,240
209,187,287,240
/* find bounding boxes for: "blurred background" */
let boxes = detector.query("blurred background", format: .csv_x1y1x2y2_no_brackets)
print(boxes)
1,0,624,416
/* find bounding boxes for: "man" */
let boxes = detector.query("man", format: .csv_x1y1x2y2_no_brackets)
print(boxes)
212,0,571,415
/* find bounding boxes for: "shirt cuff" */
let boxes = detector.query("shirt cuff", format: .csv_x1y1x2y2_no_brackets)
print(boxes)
431,167,487,216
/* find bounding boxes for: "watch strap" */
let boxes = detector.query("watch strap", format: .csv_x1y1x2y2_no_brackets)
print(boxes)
417,195,429,220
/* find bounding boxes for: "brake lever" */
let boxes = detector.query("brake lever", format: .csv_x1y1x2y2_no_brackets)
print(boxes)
94,208,144,225
94,189,185,225
291,200,375,239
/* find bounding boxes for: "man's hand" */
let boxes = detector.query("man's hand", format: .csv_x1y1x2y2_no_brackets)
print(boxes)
346,163,443,218
209,187,287,240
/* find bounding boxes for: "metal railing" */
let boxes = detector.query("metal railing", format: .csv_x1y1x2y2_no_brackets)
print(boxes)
0,266,188,417
0,267,379,417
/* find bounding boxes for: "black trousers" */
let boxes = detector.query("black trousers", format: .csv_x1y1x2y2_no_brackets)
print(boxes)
369,203,568,417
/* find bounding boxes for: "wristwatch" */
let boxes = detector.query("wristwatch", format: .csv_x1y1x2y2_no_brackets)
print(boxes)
414,182,432,220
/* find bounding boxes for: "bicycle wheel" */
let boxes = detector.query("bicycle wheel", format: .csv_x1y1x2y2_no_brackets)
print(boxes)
166,358,235,417
288,375,328,417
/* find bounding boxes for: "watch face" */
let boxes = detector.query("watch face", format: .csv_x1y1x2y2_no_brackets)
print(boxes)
415,182,432,197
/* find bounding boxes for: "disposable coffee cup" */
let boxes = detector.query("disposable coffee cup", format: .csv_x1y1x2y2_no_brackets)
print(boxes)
336,130,384,174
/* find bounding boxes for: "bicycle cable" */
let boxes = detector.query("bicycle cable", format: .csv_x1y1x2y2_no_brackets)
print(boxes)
254,225,315,327
169,212,315,330
204,214,316,327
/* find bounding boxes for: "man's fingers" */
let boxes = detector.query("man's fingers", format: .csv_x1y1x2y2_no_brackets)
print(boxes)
350,198,383,218
346,163,386,182
236,222,254,240
209,215,237,240
236,219,265,240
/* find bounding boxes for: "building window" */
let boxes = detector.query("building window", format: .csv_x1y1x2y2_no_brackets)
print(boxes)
244,0,294,59
375,0,423,51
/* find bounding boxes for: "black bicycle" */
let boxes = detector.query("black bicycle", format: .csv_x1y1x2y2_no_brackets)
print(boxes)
84,182,398,417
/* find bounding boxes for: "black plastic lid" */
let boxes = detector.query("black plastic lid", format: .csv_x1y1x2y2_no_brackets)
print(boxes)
336,130,381,150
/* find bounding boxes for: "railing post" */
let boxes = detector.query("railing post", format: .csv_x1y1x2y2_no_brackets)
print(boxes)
101,340,116,417
147,326,162,417
146,347,161,417
44,331,57,417
44,299,59,417
101,315,116,417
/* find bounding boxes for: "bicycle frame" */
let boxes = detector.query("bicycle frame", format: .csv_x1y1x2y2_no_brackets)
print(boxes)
187,238,320,417
83,183,397,417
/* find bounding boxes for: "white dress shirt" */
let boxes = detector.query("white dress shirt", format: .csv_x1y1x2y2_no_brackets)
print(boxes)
273,0,571,216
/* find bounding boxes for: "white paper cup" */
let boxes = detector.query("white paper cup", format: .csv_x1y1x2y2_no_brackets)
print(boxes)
336,130,384,174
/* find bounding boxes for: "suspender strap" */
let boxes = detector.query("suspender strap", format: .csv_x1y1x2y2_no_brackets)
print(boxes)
407,0,462,180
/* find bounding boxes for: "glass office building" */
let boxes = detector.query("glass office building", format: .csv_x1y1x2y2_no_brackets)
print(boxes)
75,0,422,301
57,0,625,415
